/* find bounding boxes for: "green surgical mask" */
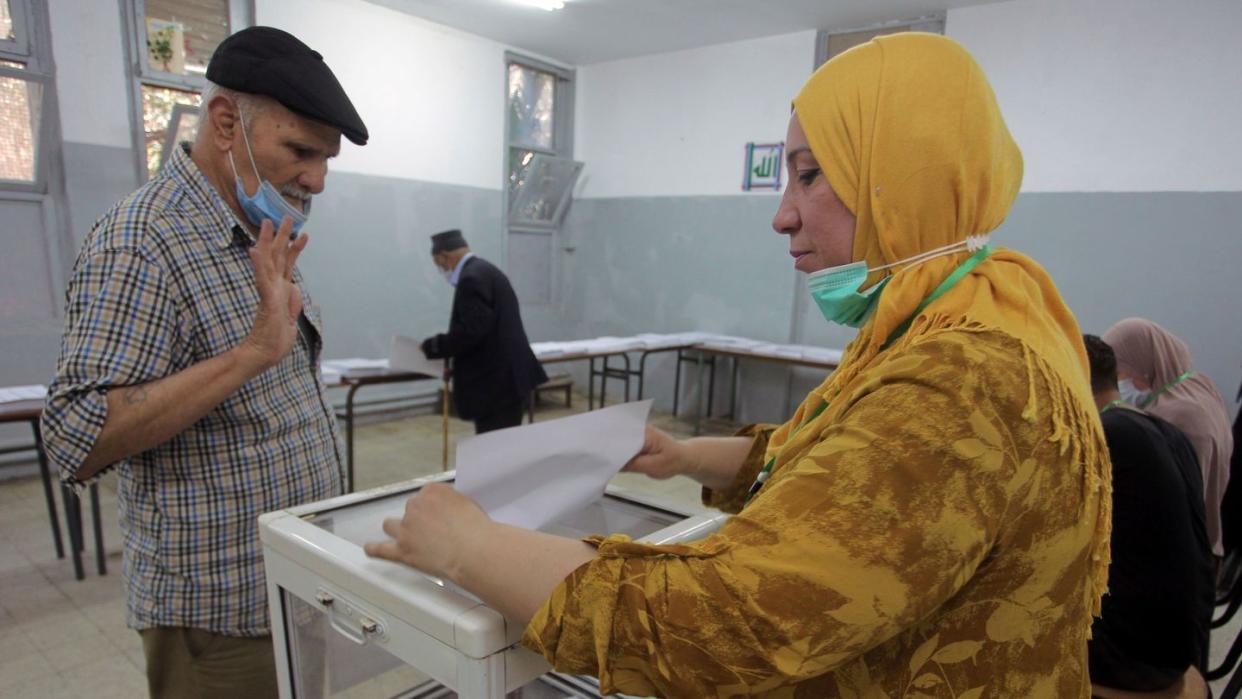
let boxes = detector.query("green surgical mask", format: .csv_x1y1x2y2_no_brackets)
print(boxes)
806,235,992,329
807,262,891,328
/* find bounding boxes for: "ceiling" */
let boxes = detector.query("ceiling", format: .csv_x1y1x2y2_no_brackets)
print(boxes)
365,0,1004,66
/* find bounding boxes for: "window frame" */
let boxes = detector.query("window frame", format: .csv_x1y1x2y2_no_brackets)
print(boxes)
0,0,31,57
502,51,576,307
120,0,253,181
813,14,945,68
0,0,55,193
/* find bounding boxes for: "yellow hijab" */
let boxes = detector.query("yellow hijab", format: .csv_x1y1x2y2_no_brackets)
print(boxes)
772,33,1110,616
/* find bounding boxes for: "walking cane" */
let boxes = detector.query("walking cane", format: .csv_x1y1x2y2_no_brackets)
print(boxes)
441,366,450,472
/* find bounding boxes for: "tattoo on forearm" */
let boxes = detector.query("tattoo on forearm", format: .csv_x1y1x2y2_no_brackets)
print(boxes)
123,385,149,406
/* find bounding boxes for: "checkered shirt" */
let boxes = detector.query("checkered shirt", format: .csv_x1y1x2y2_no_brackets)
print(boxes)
42,144,344,637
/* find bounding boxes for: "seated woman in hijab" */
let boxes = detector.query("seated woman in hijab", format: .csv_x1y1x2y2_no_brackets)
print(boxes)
366,34,1111,697
1104,317,1234,563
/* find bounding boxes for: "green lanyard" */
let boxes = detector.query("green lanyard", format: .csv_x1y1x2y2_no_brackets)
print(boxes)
744,245,993,505
1100,398,1125,414
740,243,993,506
1140,370,1194,408
881,245,993,350
745,402,828,503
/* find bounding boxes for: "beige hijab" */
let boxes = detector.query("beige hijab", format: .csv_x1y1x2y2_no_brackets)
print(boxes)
1103,317,1234,556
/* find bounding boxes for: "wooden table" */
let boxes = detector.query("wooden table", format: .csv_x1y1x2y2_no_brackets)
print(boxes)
672,346,841,434
0,398,105,580
331,369,436,492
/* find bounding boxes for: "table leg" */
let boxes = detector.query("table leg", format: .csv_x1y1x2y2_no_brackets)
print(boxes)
622,353,632,403
91,483,106,575
695,352,705,436
730,357,740,420
637,351,650,400
442,380,450,472
62,483,84,581
32,420,64,559
673,350,683,417
599,356,609,408
345,383,362,493
706,356,716,420
588,358,596,410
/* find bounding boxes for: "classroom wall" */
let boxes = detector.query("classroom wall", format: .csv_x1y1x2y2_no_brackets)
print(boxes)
4,0,1239,462
565,0,1242,422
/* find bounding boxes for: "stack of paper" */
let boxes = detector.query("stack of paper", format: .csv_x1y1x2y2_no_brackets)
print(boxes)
633,332,708,350
0,385,46,404
388,335,444,377
320,368,343,386
750,343,804,359
698,335,765,351
530,342,567,358
799,346,844,365
321,358,389,376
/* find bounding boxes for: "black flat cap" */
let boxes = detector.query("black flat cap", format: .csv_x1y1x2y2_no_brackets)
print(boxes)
430,230,468,254
207,26,368,145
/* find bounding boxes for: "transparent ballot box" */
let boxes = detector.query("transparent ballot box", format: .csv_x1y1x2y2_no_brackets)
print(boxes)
260,472,728,698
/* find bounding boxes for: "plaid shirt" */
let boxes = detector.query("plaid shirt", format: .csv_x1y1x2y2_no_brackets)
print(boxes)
42,144,344,637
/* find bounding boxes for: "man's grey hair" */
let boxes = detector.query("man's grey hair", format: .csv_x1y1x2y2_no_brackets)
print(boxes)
199,81,265,125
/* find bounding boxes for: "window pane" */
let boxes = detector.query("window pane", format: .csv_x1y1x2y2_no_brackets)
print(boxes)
1,1,14,42
507,64,555,150
0,62,41,183
142,84,200,175
508,147,535,203
145,0,230,76
510,154,582,226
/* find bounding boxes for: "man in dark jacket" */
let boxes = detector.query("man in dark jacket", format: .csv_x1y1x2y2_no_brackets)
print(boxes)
1083,334,1213,695
422,230,547,433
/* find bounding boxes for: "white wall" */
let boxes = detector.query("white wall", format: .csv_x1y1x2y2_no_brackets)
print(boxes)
258,0,522,189
48,0,131,147
947,0,1242,193
574,30,817,199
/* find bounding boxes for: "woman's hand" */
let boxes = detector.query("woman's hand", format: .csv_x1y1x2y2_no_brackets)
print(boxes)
364,483,492,583
623,425,694,480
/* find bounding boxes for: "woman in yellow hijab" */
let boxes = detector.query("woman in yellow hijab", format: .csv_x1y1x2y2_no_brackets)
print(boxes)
367,33,1111,698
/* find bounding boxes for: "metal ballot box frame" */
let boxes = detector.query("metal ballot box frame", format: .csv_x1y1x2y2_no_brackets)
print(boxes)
260,471,729,698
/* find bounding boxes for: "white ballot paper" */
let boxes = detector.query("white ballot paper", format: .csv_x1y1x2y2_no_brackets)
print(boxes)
388,335,445,377
454,400,653,531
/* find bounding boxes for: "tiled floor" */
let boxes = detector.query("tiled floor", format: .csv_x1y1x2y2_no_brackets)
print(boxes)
2,396,1240,696
0,395,711,698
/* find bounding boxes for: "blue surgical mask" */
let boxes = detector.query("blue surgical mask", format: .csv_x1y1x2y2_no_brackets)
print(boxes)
807,235,991,328
1118,378,1150,407
229,113,311,234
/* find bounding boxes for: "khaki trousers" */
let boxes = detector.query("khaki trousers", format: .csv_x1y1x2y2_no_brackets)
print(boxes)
139,627,279,699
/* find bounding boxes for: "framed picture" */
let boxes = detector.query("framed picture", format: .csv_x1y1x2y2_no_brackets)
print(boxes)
742,142,784,191
145,18,186,75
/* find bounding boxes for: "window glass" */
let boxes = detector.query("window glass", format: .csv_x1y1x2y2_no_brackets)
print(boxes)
508,147,535,203
144,0,230,76
0,59,40,182
507,63,554,150
1,1,14,42
142,84,200,174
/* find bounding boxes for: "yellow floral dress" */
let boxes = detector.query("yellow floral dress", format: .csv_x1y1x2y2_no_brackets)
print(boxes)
524,329,1106,698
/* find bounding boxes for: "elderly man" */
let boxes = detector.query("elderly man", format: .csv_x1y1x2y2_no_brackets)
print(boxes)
422,229,547,433
41,27,366,697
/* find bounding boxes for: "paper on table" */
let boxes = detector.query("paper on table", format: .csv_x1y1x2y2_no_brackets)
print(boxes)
322,358,389,372
388,335,445,378
0,385,46,404
454,400,653,531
